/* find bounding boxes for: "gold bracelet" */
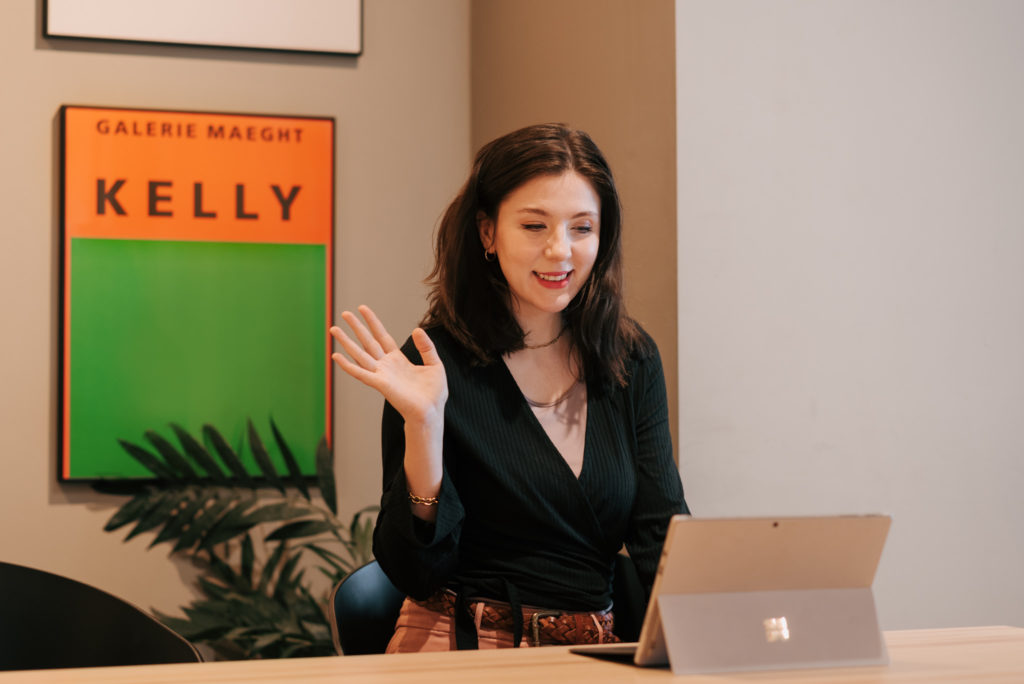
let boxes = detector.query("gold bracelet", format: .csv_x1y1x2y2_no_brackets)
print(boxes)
408,492,439,506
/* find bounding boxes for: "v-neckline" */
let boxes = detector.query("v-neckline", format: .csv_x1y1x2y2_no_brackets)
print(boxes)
498,358,590,482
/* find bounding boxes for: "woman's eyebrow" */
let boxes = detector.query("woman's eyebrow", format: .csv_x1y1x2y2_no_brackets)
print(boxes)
516,207,598,219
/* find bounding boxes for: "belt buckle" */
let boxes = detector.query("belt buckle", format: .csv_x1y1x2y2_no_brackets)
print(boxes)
530,610,563,647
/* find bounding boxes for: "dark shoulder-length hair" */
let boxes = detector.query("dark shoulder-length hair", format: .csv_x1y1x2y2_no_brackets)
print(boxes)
422,123,646,388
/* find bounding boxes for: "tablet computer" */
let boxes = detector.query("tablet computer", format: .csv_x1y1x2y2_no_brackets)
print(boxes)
572,514,891,675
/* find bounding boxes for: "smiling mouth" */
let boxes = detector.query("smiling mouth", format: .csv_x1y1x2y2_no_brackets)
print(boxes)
535,271,570,282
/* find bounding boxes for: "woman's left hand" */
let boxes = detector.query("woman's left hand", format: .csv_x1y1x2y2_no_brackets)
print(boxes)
329,305,448,427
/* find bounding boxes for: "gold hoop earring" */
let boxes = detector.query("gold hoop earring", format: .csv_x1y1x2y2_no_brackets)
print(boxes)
484,248,497,262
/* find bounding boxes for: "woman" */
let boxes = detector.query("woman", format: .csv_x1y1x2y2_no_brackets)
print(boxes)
330,123,687,652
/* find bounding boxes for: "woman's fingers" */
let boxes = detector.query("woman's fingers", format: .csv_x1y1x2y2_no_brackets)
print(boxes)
329,333,389,391
331,350,372,382
358,305,400,354
329,323,379,371
411,327,442,367
339,310,386,359
331,311,449,423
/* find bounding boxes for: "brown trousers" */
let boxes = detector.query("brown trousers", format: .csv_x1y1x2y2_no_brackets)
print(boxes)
386,597,527,652
385,595,618,653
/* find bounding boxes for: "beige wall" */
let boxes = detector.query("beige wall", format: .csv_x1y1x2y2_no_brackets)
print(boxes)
0,0,679,622
471,0,680,456
0,0,470,613
677,0,1024,628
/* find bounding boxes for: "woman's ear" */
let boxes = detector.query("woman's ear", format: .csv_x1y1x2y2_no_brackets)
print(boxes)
477,211,495,251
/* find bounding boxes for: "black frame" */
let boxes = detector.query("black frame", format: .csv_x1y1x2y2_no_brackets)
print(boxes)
43,0,363,57
57,104,336,484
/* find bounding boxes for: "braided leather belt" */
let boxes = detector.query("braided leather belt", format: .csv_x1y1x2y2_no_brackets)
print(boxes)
414,590,620,647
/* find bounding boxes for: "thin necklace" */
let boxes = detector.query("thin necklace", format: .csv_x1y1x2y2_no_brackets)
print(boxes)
523,326,566,350
524,377,579,409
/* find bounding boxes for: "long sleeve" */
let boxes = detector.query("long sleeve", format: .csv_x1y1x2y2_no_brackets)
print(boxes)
622,339,689,593
371,340,466,600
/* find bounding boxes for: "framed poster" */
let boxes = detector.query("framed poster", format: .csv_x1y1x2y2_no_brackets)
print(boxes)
45,0,362,56
59,106,334,481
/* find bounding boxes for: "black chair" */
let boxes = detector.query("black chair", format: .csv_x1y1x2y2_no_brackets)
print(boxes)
328,559,406,655
0,561,202,671
609,552,646,642
328,554,648,655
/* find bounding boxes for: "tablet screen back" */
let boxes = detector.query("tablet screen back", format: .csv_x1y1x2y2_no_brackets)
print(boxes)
574,514,891,673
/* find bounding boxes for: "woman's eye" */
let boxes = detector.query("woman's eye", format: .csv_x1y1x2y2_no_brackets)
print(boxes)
573,224,594,233
522,223,546,231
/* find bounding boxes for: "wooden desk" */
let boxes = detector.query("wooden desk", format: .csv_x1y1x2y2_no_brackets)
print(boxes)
1,626,1020,683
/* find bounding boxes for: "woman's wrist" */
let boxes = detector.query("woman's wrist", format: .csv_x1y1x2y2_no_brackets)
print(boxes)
408,491,439,506
402,414,443,523
403,412,443,437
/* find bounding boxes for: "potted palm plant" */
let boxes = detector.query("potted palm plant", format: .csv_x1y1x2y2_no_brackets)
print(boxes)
96,419,374,658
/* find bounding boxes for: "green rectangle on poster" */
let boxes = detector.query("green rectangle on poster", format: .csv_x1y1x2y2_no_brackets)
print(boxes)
69,238,326,480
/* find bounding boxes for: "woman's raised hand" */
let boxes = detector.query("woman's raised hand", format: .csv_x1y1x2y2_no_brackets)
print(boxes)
330,305,448,426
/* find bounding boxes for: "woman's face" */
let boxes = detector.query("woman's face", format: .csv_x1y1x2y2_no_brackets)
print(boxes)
479,171,600,328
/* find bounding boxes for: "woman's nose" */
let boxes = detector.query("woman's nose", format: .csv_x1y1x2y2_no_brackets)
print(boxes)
545,227,571,259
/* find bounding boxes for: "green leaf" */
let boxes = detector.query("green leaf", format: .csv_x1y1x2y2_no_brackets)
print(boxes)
197,494,261,549
222,626,258,642
197,576,230,600
289,568,307,596
247,419,285,494
200,521,256,550
302,543,353,575
240,502,316,526
348,507,378,566
270,417,310,499
199,509,285,551
173,495,231,552
202,424,253,485
302,626,332,648
316,566,339,584
265,520,335,542
149,492,208,548
145,430,198,479
314,436,337,515
349,505,373,537
161,604,234,641
124,491,189,541
258,542,287,593
104,491,158,532
171,423,228,483
205,553,243,591
193,493,256,536
251,632,285,651
118,439,179,481
280,642,313,658
273,554,304,601
240,533,255,591
154,611,219,640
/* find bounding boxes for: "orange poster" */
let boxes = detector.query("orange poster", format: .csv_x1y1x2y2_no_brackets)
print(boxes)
60,106,333,480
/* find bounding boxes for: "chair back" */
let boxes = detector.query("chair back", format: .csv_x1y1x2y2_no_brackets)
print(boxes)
328,560,406,655
610,552,646,642
0,561,202,671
